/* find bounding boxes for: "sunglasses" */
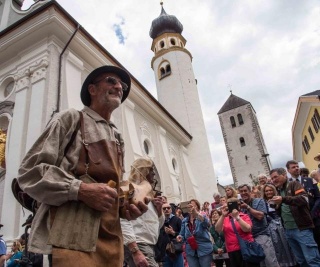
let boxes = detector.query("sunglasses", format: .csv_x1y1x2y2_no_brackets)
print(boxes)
163,207,171,210
93,76,128,91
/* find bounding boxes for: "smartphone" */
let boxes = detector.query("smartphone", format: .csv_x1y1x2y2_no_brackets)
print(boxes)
180,201,190,213
227,201,239,213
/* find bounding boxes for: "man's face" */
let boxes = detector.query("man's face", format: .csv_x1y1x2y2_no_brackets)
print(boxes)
271,171,286,188
239,186,251,202
89,73,124,110
258,176,267,185
162,204,172,217
287,163,300,178
214,195,220,203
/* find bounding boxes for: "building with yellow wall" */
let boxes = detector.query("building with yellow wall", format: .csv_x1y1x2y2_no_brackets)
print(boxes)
292,90,320,171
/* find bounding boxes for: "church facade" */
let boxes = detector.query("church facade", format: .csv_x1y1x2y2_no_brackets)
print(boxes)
0,0,217,240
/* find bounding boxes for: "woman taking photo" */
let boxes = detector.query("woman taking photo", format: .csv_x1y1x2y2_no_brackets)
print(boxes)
215,198,259,267
210,209,230,267
177,199,213,267
261,184,297,267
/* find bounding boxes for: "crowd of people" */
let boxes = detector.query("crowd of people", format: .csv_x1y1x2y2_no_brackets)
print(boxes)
1,65,320,267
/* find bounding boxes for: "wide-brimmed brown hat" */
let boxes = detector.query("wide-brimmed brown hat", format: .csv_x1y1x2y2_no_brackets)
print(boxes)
80,65,131,106
314,153,320,161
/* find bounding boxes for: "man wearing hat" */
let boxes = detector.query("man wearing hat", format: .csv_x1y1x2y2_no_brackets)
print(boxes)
16,66,148,267
0,224,6,267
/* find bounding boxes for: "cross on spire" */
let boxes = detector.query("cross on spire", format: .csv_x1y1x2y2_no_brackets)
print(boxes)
228,84,233,95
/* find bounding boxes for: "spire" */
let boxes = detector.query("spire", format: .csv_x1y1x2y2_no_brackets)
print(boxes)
149,3,183,39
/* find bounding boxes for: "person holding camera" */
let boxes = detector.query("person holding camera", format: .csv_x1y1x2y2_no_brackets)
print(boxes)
215,198,258,267
209,209,230,267
176,199,213,267
261,183,296,267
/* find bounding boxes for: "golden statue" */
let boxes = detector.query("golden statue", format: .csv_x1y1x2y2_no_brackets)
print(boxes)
0,129,7,168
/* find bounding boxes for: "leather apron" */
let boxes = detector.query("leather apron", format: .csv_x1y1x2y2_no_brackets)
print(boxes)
51,112,124,267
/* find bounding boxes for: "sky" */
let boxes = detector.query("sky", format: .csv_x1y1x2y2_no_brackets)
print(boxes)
22,0,320,185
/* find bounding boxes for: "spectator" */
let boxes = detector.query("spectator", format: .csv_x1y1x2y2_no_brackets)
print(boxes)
175,207,184,221
215,198,258,267
122,158,164,267
211,193,221,210
162,203,183,267
209,209,230,267
201,202,210,217
257,174,268,187
220,196,227,206
238,184,280,267
6,241,23,267
0,224,6,267
270,168,320,266
225,186,238,199
18,233,43,267
300,167,310,178
287,160,320,252
261,183,297,266
177,199,213,267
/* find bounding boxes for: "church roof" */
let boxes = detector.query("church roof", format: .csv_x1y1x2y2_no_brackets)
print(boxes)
217,94,250,114
302,90,320,97
149,4,183,39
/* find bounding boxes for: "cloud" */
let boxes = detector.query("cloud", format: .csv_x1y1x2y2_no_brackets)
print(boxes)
113,17,126,45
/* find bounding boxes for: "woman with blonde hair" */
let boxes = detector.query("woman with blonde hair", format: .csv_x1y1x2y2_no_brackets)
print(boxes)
225,186,237,199
261,183,296,267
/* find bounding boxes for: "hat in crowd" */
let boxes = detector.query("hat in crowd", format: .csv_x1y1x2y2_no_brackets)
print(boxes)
314,153,320,161
81,65,131,106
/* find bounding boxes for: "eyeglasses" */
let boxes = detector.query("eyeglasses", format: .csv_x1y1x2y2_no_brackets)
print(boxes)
93,76,128,91
163,207,171,210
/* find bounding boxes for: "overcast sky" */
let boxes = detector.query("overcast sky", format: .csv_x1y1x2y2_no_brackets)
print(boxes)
23,0,320,185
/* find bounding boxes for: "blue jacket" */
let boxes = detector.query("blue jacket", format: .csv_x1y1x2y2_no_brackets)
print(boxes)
179,215,213,257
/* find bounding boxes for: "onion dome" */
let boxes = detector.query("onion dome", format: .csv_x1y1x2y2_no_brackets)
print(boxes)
149,3,183,39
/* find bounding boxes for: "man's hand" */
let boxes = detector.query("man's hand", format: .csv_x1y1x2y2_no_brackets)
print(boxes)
133,250,149,267
152,196,163,217
271,196,282,205
165,225,175,235
78,182,118,212
123,200,149,221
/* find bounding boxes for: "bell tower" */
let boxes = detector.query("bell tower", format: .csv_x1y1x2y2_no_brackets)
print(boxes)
149,2,217,200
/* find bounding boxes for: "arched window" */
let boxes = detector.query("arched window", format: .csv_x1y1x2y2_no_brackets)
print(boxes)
160,40,165,48
237,114,244,125
230,116,236,128
170,38,176,45
159,62,171,79
240,137,246,147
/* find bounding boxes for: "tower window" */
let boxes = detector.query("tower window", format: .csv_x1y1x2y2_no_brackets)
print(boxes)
240,137,246,147
170,38,176,46
230,116,236,128
312,116,320,133
237,114,244,125
160,40,165,48
308,126,315,141
302,135,310,154
159,63,171,79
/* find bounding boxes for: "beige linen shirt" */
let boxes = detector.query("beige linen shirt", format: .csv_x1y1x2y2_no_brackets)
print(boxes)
17,107,124,254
